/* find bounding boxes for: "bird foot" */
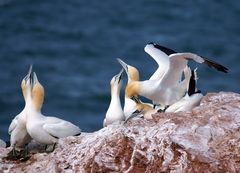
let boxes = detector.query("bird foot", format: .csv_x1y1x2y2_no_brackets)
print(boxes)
5,148,30,161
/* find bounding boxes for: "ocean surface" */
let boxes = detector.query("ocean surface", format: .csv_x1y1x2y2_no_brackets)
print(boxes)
0,0,239,141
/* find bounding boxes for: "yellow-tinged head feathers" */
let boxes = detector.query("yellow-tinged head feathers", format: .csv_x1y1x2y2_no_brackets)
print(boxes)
127,66,139,82
21,79,28,101
117,58,140,82
125,81,139,98
31,72,44,112
21,65,33,101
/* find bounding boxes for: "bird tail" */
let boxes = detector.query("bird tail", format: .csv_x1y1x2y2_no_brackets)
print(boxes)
188,68,201,96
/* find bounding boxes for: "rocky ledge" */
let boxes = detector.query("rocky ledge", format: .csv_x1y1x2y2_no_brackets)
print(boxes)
0,92,240,173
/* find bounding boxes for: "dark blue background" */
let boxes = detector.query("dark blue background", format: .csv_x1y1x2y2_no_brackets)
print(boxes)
0,0,239,141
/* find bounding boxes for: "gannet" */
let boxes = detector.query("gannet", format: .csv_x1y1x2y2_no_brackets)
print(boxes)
165,68,203,112
103,69,125,127
25,72,81,150
117,58,141,119
118,57,191,111
124,66,193,123
8,65,32,158
127,42,228,109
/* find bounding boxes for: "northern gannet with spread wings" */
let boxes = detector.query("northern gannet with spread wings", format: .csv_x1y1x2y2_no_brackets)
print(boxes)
127,42,228,109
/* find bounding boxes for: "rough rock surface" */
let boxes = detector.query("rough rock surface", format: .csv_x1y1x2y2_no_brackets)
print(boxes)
0,92,240,173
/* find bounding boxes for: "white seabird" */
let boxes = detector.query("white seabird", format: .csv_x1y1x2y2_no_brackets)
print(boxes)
127,42,228,109
8,65,32,157
124,66,193,123
103,69,125,127
25,72,81,150
117,58,142,119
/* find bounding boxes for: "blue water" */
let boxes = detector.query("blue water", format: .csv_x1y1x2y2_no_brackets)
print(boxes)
0,0,239,141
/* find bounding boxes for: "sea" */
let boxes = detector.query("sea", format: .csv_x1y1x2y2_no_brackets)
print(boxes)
0,0,239,141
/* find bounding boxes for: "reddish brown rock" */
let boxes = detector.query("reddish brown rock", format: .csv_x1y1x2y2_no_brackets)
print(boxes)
0,92,240,173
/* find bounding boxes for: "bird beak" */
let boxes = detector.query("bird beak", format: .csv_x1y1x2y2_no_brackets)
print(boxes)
29,71,38,90
117,68,124,83
124,109,142,124
131,96,141,104
117,58,128,72
32,72,38,86
24,64,33,83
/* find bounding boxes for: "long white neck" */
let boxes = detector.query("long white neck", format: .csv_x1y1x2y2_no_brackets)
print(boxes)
106,90,123,119
110,87,121,106
111,84,121,98
25,93,42,120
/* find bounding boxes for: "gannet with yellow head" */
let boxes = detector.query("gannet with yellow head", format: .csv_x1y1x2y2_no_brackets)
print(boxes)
103,69,125,127
118,57,191,111
125,67,203,123
25,71,81,149
8,65,32,158
127,42,228,109
117,58,142,119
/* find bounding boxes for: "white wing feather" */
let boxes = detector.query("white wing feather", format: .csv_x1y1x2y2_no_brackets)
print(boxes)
43,117,81,138
144,44,170,80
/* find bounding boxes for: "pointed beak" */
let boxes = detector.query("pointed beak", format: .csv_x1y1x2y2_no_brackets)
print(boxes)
131,96,141,104
29,71,38,90
117,58,128,72
24,64,33,83
32,72,38,85
124,109,142,124
116,68,124,84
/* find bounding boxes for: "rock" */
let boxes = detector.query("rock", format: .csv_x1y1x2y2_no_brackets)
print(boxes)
0,92,240,172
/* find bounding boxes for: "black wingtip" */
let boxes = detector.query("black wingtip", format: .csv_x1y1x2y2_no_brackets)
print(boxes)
203,57,229,73
149,42,177,55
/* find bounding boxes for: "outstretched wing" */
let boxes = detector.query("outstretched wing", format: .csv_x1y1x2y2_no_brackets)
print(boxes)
201,56,228,73
152,43,177,55
152,43,228,73
144,43,171,80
